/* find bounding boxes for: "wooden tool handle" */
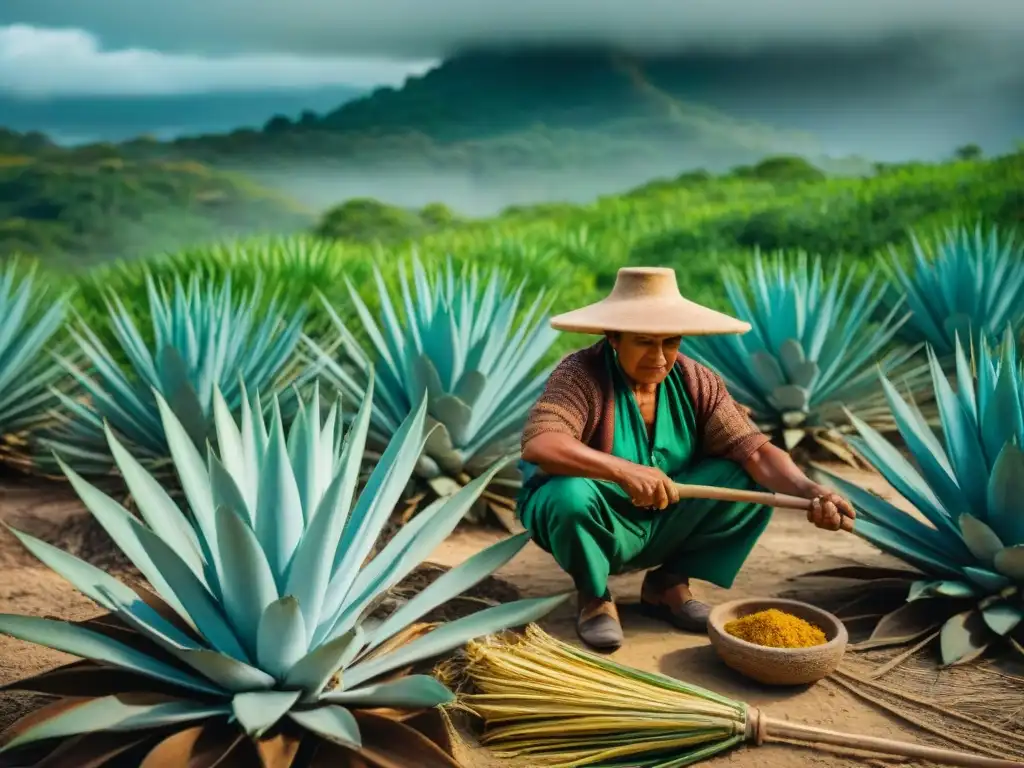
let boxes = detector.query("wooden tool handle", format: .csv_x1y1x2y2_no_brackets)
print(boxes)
673,483,855,533
762,715,1024,767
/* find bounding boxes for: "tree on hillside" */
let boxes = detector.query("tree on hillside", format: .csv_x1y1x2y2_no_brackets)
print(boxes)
955,144,983,160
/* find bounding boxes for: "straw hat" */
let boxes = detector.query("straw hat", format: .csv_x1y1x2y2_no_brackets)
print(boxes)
550,267,750,336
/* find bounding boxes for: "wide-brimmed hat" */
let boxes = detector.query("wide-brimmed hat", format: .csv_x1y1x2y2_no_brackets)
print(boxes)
550,267,750,336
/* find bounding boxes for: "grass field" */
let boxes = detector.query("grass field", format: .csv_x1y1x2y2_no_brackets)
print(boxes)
23,148,1016,365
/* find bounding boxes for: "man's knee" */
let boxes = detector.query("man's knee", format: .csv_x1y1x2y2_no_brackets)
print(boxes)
530,476,603,529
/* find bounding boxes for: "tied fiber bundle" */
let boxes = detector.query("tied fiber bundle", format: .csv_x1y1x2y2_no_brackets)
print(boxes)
454,624,748,767
449,625,1024,768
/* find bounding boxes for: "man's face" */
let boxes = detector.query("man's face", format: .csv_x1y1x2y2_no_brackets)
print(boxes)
608,332,682,385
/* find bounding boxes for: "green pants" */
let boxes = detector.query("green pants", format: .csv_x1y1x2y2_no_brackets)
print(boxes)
519,459,773,598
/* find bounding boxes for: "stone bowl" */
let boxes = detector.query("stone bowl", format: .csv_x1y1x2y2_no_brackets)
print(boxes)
707,597,848,686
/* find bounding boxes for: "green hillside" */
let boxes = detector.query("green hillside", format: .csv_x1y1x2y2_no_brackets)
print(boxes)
0,129,313,264
55,149,1022,364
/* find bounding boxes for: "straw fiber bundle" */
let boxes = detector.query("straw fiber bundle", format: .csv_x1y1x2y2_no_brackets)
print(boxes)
445,624,1023,768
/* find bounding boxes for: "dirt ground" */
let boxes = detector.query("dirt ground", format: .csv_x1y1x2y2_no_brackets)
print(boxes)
0,468,973,767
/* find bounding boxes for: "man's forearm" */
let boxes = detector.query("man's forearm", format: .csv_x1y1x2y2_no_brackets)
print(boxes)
741,443,821,497
522,432,632,483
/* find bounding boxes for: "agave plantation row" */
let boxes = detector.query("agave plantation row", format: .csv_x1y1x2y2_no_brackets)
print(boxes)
4,223,1023,480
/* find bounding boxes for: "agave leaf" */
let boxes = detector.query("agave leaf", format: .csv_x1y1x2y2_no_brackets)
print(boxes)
987,443,1024,546
431,395,473,447
5,527,143,615
215,506,279,659
411,354,445,405
232,690,302,738
157,346,210,450
959,514,1004,565
167,648,276,693
0,696,229,752
212,389,250,511
981,604,1023,636
155,392,218,561
103,423,205,579
365,531,531,652
932,581,976,598
860,600,946,649
320,675,454,708
750,352,786,390
454,370,488,408
284,385,374,640
208,451,253,527
0,615,222,696
939,610,991,666
981,351,1024,465
326,458,518,643
288,706,361,749
926,349,990,514
878,377,968,519
254,403,303,582
994,546,1024,581
962,566,1012,592
344,593,569,688
257,597,307,680
768,385,810,412
55,457,197,624
841,416,959,542
284,627,363,697
323,397,430,621
122,521,250,663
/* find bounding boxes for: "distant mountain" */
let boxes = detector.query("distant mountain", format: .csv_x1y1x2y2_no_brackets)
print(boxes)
0,86,364,145
78,48,830,212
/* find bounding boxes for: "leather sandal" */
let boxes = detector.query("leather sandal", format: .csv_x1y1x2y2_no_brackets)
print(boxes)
639,571,711,633
576,594,623,651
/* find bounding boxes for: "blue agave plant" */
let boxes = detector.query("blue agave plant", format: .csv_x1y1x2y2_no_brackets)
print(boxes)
882,224,1024,358
308,256,559,528
685,251,929,461
40,270,308,476
0,381,566,765
815,329,1024,665
0,259,71,469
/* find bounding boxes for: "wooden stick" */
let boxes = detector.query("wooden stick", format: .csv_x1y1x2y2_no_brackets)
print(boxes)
673,483,855,532
759,714,1024,767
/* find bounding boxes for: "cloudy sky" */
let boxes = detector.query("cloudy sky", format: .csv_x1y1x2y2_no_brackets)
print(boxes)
2,0,1022,97
0,1,1021,161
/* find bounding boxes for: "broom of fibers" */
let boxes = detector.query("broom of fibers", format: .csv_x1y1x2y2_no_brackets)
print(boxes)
448,624,1023,768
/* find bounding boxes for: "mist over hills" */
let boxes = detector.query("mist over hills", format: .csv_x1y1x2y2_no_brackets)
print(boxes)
2,41,1018,263
0,86,364,145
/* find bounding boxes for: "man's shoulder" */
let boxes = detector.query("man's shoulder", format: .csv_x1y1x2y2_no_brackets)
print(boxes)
556,341,605,374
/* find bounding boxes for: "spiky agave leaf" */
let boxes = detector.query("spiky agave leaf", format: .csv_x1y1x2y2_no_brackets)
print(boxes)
0,380,567,766
0,258,72,470
819,329,1024,665
307,253,560,527
685,250,930,459
882,224,1024,359
37,269,309,477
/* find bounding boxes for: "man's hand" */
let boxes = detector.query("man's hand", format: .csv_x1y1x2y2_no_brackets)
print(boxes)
615,463,680,510
806,485,856,531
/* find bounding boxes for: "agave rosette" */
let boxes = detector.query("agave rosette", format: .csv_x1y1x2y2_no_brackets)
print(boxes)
685,251,929,462
0,379,566,766
0,258,71,468
882,224,1024,359
815,330,1024,665
308,255,559,528
40,270,308,476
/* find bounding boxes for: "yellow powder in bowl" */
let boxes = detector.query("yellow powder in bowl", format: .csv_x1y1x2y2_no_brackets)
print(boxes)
724,608,827,649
